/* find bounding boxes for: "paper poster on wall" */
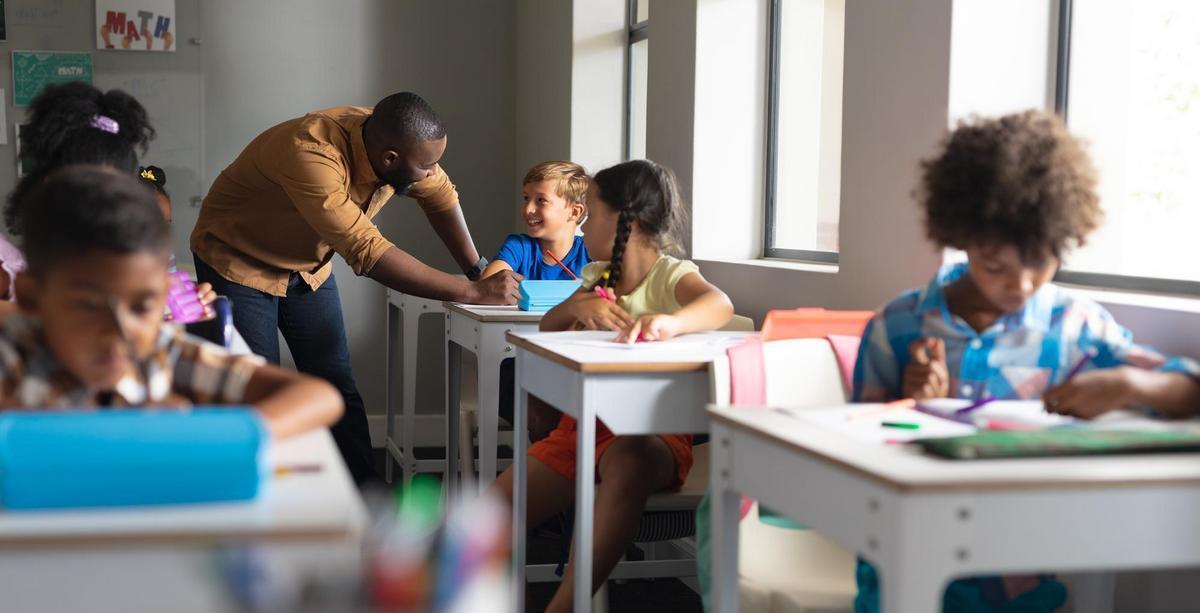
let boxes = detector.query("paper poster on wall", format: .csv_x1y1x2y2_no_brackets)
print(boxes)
11,51,94,106
96,0,176,52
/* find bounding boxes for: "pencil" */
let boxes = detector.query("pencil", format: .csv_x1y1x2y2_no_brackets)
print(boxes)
543,249,579,281
846,398,916,421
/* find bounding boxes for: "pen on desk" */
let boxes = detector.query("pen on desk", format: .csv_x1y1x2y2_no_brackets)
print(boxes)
881,421,920,430
274,464,323,477
953,395,997,417
543,249,579,281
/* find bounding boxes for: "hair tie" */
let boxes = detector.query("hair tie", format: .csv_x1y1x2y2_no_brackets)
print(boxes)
139,167,157,182
89,115,120,135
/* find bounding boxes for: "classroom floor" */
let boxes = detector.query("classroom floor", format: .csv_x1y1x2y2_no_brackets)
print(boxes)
372,448,704,612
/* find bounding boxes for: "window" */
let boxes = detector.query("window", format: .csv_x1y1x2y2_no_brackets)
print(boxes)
764,0,845,262
625,0,649,161
1056,0,1200,294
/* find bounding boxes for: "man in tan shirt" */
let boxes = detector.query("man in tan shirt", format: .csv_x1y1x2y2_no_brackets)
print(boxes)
192,92,520,481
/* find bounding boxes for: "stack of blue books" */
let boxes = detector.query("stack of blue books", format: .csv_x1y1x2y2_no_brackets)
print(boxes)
518,280,582,312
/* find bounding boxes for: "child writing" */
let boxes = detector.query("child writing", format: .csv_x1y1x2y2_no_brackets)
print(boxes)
494,159,734,612
485,161,591,439
853,110,1200,611
482,160,590,280
3,165,343,439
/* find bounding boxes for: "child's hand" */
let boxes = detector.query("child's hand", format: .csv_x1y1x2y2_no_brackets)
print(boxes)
1043,367,1136,419
568,293,632,331
195,282,218,318
617,314,685,343
903,337,949,399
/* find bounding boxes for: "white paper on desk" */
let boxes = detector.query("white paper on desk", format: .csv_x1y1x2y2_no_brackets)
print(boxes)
916,399,1077,429
549,333,740,351
779,404,976,444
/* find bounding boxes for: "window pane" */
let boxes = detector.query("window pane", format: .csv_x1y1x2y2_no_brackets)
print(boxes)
1063,1,1200,282
635,0,649,25
771,0,844,254
629,38,649,160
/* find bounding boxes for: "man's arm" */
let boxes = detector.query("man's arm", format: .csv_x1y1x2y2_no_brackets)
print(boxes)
368,246,522,304
425,205,481,273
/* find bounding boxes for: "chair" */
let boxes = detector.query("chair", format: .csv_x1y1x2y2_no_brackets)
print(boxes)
702,308,873,613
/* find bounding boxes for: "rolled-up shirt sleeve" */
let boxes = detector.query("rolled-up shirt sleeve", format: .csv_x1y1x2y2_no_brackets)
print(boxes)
277,145,396,275
406,164,460,214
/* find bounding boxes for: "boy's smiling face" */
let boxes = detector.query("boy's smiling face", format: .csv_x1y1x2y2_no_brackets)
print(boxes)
17,250,170,390
522,179,584,240
963,243,1058,314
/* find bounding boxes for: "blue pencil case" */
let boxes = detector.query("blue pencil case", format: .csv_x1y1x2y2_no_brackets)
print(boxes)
518,280,581,312
0,409,267,511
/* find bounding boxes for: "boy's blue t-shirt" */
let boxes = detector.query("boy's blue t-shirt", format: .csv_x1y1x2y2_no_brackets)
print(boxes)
492,234,589,280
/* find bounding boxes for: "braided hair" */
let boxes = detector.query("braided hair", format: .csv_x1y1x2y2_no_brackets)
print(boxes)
590,159,686,293
7,81,155,237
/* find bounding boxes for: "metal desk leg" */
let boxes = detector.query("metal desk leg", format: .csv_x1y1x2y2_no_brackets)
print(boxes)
475,333,504,492
384,299,401,484
400,298,423,485
445,325,462,504
710,423,742,613
574,391,597,611
512,351,529,613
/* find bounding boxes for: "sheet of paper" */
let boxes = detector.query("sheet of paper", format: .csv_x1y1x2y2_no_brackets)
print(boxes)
547,333,741,351
915,399,1078,429
778,404,976,444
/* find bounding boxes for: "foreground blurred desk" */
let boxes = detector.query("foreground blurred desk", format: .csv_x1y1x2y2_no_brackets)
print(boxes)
0,429,367,612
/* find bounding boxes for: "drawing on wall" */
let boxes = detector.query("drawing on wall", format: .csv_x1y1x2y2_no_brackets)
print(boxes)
11,51,94,106
96,0,176,52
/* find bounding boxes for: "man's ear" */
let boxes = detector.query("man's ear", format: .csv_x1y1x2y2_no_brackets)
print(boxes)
381,149,400,170
14,273,40,314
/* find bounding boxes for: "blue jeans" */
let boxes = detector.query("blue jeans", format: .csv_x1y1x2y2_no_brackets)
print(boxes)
194,256,376,483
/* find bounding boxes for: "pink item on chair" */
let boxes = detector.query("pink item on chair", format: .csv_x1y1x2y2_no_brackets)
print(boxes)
826,334,861,395
166,271,207,324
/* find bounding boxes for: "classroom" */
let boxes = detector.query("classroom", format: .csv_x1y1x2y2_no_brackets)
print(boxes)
0,0,1198,611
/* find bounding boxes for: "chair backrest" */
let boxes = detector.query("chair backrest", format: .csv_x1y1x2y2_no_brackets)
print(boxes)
711,338,848,408
760,308,873,342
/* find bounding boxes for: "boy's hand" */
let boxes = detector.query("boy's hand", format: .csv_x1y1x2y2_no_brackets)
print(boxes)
617,314,685,343
903,337,949,399
568,293,632,331
470,270,523,305
1043,367,1136,419
195,282,218,319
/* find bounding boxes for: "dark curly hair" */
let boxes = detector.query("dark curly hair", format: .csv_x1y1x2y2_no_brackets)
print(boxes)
7,81,156,237
918,110,1101,265
23,165,170,277
589,159,686,291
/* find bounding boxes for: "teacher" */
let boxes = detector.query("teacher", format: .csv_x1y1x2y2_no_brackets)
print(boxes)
191,92,520,482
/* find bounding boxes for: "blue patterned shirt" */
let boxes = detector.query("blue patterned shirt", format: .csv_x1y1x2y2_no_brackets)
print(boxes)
852,262,1199,403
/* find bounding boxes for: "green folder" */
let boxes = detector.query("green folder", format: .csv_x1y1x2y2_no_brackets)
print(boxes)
916,429,1200,460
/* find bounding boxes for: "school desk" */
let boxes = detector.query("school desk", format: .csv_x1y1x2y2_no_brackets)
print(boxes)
0,428,367,611
707,404,1200,613
444,303,543,497
384,289,448,484
507,330,751,612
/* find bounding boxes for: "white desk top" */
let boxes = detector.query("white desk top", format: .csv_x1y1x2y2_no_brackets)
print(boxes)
445,303,545,323
710,404,1200,493
0,429,367,547
507,330,752,373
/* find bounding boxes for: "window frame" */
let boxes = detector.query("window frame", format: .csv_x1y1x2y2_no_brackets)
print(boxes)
762,0,839,264
1052,0,1200,296
624,0,649,161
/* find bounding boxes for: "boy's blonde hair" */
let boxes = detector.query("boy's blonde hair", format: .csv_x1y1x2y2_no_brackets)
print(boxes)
523,161,589,208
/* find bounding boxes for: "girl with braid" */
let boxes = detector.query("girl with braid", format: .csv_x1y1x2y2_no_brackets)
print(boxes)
494,159,734,612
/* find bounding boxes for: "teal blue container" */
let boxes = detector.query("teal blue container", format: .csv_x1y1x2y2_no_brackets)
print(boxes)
518,279,582,312
0,409,267,510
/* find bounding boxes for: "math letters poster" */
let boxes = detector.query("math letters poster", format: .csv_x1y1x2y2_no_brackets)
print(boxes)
96,0,176,52
12,51,94,106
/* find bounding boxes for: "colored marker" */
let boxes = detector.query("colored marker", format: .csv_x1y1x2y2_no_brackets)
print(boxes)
953,395,997,417
274,464,323,477
881,421,920,430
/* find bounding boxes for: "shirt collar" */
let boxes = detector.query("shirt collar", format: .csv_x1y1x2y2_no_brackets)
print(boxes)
350,116,380,186
917,261,1056,335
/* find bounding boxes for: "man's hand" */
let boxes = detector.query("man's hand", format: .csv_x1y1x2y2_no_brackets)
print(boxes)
468,270,523,305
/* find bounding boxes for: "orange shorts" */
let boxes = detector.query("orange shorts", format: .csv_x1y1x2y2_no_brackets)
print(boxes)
528,415,694,489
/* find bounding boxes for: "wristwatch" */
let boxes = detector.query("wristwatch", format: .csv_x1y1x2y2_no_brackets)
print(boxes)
465,257,488,281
